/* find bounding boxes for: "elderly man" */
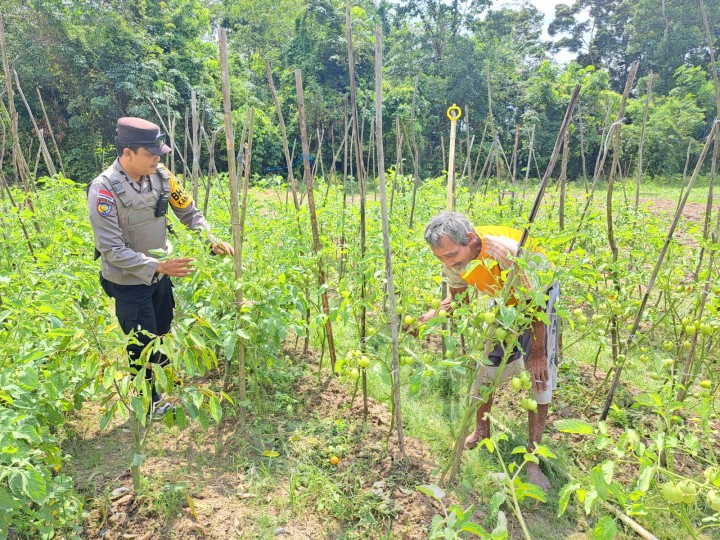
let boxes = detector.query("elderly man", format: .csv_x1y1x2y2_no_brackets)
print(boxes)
88,117,234,414
418,211,559,490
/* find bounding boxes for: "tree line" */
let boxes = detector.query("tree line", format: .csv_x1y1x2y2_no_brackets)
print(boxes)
0,0,719,184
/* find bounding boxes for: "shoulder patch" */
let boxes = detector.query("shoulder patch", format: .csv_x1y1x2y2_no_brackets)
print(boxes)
169,175,193,209
96,200,113,217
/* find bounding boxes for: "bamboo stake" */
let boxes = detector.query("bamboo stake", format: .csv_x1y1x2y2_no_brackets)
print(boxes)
339,95,349,280
166,96,175,175
390,114,403,213
635,73,654,208
602,502,659,540
408,76,421,228
202,127,221,217
605,62,639,383
295,69,338,373
577,103,588,192
346,3,368,385
375,26,405,455
35,87,64,177
218,28,247,421
190,90,200,202
558,129,570,230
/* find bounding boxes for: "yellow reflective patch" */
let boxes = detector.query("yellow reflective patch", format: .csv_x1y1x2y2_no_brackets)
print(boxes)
169,175,193,209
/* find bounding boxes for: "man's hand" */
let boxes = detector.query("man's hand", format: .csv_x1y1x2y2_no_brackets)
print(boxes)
156,258,195,278
527,354,548,393
211,241,235,256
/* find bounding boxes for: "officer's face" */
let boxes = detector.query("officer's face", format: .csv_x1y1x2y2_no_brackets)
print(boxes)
123,147,161,180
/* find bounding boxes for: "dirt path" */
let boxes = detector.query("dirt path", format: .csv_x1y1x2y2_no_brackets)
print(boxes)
63,353,444,539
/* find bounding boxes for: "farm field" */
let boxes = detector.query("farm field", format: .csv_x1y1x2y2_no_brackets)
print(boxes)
1,174,719,539
4,0,720,538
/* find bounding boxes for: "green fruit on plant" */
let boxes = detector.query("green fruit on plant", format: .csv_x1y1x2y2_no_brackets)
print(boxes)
677,481,697,503
700,323,713,335
682,340,692,350
396,305,403,315
699,380,712,389
639,355,649,363
707,490,720,512
511,377,522,391
438,309,448,318
521,398,537,412
662,341,674,351
358,356,370,369
682,316,692,327
444,349,454,359
662,483,685,504
592,314,603,323
483,312,496,324
616,354,626,363
573,308,583,318
431,298,442,309
494,328,508,340
640,346,648,353
685,325,697,336
663,358,675,368
577,324,587,332
404,315,415,326
349,368,360,381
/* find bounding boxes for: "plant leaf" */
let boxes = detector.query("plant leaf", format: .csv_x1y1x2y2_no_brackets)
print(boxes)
593,515,617,540
555,418,594,435
417,484,446,501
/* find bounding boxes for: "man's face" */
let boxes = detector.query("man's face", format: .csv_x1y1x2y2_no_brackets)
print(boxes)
123,146,161,179
431,234,473,273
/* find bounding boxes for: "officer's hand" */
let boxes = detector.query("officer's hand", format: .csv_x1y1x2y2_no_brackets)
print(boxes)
211,242,235,256
157,258,195,278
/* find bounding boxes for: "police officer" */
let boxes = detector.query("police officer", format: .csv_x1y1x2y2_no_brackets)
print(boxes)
88,117,234,413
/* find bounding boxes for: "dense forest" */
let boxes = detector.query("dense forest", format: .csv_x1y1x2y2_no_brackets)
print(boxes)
1,0,720,184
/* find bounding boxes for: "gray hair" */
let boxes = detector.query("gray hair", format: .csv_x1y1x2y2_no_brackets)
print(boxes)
424,211,474,247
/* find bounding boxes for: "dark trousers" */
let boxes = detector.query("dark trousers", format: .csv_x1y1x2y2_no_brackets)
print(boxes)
100,274,175,400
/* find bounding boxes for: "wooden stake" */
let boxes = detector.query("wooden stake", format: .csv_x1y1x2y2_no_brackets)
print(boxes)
558,129,570,230
375,26,405,455
346,3,368,366
218,28,247,421
635,73,654,208
295,69,337,373
190,90,200,202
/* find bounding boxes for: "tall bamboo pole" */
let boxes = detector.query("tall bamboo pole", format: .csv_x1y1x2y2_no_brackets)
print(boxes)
558,129,570,231
295,69,337,372
635,73,653,208
374,26,405,455
218,28,247,421
346,3,368,360
190,90,200,203
408,76,421,228
604,62,639,399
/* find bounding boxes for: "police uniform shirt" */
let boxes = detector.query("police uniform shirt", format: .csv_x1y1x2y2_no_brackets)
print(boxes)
88,159,213,286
